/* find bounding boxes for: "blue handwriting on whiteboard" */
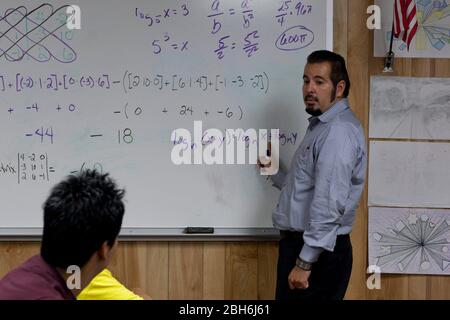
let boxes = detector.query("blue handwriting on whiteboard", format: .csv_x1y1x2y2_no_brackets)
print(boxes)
275,25,314,51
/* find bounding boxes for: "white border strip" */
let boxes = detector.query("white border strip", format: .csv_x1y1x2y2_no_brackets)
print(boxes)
326,0,334,50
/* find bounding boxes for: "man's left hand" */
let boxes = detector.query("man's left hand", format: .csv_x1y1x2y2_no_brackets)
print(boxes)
288,266,311,290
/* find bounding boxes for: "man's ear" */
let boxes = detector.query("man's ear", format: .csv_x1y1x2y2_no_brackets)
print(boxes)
98,241,111,260
336,80,346,99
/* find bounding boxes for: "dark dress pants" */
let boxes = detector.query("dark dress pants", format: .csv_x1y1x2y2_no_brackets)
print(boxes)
275,231,353,300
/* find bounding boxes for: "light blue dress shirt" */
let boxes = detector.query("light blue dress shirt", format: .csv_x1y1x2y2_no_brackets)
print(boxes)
271,98,366,263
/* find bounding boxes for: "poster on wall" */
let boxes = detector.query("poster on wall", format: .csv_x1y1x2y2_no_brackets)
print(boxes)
368,141,450,208
374,0,450,58
369,207,450,275
369,76,450,139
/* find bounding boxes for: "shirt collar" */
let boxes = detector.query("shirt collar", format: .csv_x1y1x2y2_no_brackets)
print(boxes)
308,98,350,125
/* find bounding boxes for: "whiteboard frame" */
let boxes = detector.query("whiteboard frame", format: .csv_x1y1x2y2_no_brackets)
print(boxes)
0,0,333,240
0,228,280,241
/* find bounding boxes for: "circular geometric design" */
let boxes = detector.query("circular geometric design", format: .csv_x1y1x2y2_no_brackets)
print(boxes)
372,212,450,273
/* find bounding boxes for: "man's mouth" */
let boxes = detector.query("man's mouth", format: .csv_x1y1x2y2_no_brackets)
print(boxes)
305,95,318,102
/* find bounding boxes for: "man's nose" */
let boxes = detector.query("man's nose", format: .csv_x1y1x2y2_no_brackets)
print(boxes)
305,82,315,93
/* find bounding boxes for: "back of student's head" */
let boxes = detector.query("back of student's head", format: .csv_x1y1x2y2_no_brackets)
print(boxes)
41,169,125,269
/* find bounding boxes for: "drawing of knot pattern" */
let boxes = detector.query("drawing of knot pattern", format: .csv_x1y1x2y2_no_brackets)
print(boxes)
0,4,77,63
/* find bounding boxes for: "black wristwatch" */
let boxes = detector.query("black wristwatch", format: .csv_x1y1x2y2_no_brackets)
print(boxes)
296,258,312,271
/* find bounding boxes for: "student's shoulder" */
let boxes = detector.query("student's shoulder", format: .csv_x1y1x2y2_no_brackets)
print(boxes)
78,269,143,300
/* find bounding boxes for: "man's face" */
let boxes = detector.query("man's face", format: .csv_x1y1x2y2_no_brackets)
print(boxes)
302,62,338,116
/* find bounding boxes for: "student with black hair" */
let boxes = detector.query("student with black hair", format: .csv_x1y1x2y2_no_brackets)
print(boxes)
0,170,125,300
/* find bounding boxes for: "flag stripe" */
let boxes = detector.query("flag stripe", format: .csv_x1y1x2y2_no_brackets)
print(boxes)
393,0,418,50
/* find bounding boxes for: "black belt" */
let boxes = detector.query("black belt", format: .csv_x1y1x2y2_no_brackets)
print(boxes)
280,230,303,238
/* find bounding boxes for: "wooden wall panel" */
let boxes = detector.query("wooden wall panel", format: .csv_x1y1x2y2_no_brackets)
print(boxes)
412,59,432,77
433,59,450,77
123,242,148,289
146,242,169,300
345,0,371,300
430,276,450,300
168,243,203,300
203,242,225,299
372,275,410,300
224,243,258,300
257,243,278,300
1,0,449,300
0,242,40,278
333,0,348,60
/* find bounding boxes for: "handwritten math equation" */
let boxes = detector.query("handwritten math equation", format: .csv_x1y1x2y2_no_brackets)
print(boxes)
0,1,318,185
122,71,269,94
276,1,313,27
0,71,270,94
207,0,260,59
0,154,105,185
0,152,54,184
0,1,317,62
3,101,247,146
132,0,316,59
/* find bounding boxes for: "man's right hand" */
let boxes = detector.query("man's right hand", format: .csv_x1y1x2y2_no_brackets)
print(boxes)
257,141,272,168
257,141,279,176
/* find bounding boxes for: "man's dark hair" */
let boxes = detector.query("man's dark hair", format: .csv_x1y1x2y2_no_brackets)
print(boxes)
307,50,351,98
41,170,125,269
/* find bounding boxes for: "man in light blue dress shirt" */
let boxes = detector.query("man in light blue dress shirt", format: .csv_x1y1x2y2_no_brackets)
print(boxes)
265,50,366,300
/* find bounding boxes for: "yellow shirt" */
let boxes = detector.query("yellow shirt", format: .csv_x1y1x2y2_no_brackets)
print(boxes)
77,269,144,300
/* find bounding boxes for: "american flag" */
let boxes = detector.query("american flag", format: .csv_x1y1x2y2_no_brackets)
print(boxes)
393,0,419,50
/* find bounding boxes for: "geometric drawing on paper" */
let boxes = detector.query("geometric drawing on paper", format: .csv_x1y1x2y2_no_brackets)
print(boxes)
370,76,450,139
374,0,450,58
368,141,450,208
0,4,76,63
402,0,450,52
369,207,450,275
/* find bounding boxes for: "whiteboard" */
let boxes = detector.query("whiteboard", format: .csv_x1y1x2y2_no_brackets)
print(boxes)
0,0,332,237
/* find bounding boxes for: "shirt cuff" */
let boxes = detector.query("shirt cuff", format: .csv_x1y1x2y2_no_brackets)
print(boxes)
299,244,324,263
